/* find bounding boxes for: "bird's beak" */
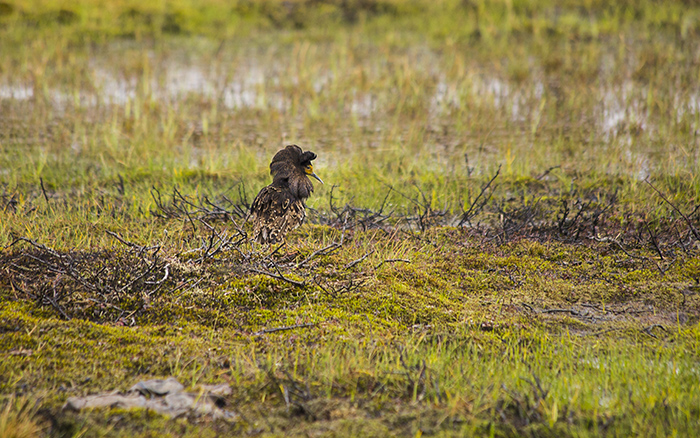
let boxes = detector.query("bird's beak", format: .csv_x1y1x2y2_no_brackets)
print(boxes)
311,173,324,184
306,165,324,184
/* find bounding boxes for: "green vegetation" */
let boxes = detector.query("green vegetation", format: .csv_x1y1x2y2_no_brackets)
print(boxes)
1,0,699,436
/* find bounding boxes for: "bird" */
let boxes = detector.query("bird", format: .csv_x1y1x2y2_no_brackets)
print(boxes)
250,145,323,244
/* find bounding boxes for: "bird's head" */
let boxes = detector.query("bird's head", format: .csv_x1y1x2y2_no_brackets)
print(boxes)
270,145,323,198
300,156,324,185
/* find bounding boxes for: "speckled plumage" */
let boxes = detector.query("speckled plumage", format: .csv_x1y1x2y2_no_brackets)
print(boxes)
250,145,321,244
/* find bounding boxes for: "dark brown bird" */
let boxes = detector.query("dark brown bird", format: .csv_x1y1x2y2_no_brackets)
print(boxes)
250,145,323,244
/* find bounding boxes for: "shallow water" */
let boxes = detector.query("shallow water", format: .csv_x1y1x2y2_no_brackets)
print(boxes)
1,41,698,181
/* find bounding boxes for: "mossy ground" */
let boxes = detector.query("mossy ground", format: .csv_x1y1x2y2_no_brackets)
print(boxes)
1,0,700,437
2,224,699,437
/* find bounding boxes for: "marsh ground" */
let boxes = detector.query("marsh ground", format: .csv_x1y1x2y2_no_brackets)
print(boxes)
1,1,700,436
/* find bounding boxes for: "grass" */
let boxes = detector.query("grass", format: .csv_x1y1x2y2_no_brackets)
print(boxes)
1,0,699,436
0,394,45,438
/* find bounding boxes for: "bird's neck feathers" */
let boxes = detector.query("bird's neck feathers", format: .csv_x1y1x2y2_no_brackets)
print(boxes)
272,175,313,200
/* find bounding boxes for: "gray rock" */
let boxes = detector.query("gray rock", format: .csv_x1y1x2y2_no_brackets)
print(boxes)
129,377,184,396
65,392,147,411
63,378,237,420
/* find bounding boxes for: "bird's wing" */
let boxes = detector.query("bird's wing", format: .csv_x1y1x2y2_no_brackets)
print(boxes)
250,185,305,244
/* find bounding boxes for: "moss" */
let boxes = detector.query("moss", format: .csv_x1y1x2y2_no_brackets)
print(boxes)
681,258,700,283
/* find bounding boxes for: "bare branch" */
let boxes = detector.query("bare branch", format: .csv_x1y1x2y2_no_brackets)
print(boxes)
459,164,501,227
39,177,50,204
374,258,411,270
645,178,700,241
248,268,305,287
641,324,667,339
345,250,374,270
253,323,316,336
